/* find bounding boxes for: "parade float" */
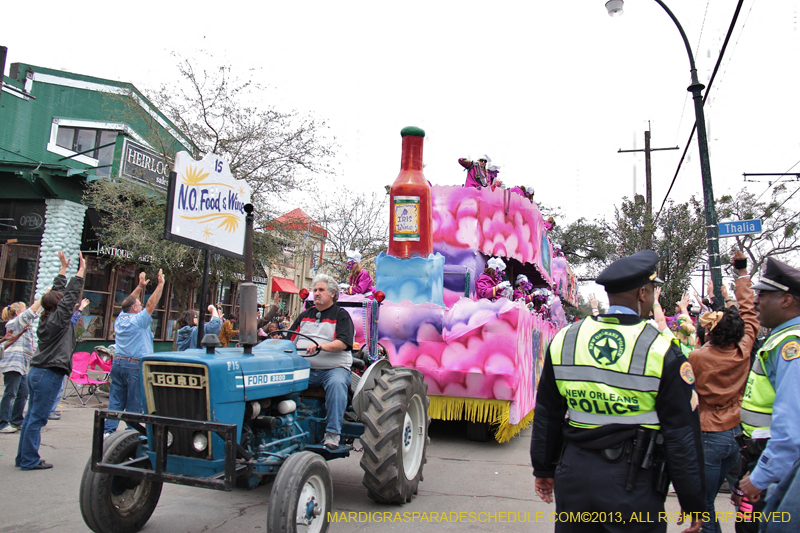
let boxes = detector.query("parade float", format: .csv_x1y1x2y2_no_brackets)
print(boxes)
333,127,578,442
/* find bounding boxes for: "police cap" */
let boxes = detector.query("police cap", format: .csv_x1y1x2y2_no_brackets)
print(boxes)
596,250,663,294
751,257,800,296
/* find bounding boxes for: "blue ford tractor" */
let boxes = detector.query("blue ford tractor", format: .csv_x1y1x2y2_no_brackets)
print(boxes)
79,206,430,533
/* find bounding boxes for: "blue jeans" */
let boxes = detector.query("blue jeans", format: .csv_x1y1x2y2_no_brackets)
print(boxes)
15,367,64,469
308,367,349,435
1,371,28,428
761,459,800,533
702,428,741,533
50,375,66,413
103,359,143,433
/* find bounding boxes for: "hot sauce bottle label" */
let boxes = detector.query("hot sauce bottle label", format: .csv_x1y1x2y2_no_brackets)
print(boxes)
393,196,420,241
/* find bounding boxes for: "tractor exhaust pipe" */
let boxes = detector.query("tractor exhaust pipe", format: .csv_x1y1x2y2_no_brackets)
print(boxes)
239,203,258,353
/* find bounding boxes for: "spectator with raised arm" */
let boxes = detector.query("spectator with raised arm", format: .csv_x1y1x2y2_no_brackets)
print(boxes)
689,251,758,533
16,251,85,470
104,270,165,436
48,297,91,421
176,304,222,351
257,291,282,331
588,292,601,317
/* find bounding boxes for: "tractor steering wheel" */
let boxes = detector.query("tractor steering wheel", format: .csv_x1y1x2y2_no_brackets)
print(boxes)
276,330,322,357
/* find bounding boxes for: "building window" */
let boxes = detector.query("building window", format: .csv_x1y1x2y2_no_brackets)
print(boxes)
217,280,237,319
78,256,113,340
0,244,39,308
54,127,118,178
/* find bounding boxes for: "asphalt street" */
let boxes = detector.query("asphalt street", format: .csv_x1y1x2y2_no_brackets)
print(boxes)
0,387,738,533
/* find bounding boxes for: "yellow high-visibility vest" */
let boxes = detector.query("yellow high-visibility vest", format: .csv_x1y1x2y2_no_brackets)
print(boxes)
550,316,676,429
740,326,800,438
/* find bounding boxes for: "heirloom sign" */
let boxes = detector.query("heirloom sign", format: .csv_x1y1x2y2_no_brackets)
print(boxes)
120,139,172,193
164,152,252,260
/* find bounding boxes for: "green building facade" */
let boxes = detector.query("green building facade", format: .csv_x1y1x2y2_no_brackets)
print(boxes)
0,62,199,350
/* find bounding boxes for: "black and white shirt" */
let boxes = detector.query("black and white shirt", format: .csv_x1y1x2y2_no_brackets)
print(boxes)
289,304,354,370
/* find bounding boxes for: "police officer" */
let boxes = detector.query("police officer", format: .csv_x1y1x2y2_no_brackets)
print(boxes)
738,258,800,530
531,250,705,533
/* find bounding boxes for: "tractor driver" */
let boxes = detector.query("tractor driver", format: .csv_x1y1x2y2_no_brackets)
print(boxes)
288,273,355,450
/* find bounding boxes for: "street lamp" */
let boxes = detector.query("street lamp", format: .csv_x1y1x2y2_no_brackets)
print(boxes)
606,0,723,304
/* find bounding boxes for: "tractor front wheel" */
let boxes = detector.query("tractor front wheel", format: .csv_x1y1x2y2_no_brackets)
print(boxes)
267,451,332,533
79,430,162,533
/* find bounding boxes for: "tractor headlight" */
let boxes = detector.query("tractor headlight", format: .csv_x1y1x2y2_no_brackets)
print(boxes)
167,431,174,448
192,432,208,452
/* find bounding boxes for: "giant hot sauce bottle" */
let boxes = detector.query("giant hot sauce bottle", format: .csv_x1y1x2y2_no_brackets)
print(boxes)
388,127,432,259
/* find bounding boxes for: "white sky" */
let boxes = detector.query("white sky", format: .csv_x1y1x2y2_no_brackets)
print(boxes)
4,0,799,305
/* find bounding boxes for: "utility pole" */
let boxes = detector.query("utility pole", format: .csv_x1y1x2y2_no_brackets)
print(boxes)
0,46,7,103
618,124,679,217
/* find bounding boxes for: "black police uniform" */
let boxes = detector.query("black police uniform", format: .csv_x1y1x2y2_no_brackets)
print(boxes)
531,251,706,532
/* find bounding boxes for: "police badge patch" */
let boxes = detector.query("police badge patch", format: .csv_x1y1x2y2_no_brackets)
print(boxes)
690,390,699,411
588,329,626,366
679,361,695,384
781,340,800,361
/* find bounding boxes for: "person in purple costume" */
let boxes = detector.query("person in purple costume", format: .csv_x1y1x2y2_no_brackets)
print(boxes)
476,257,510,301
341,250,374,296
459,154,502,190
513,274,534,304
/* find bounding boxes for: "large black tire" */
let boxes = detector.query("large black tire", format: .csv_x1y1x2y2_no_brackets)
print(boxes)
466,421,492,442
79,430,163,533
267,451,332,533
359,367,430,504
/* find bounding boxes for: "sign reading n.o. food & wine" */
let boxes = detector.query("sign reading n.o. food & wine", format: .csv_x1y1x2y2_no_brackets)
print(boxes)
164,152,252,260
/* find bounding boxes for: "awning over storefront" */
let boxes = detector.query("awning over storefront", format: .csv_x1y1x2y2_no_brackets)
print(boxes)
272,276,299,294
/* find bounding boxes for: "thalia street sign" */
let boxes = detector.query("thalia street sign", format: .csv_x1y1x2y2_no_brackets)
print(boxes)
718,219,762,238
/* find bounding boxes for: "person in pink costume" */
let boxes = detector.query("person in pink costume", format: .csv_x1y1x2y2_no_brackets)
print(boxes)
459,155,502,190
513,274,534,304
341,250,374,296
476,257,510,301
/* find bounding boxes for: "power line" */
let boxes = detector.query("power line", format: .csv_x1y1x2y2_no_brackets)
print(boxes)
705,0,758,109
654,0,746,225
751,157,800,202
696,0,712,53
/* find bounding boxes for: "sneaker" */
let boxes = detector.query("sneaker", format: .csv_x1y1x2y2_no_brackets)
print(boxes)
0,425,18,433
323,432,340,450
48,412,61,421
10,423,22,430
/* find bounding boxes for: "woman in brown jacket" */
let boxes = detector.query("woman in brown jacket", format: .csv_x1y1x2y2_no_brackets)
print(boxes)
688,251,759,533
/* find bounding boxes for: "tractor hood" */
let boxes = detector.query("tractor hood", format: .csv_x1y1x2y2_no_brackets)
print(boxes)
141,339,310,403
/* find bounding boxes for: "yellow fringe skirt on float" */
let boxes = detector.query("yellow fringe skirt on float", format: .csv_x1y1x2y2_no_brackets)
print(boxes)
427,395,535,443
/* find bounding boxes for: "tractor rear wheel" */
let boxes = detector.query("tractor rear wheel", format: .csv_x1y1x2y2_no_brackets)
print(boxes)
267,451,332,533
79,430,162,533
359,367,430,503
